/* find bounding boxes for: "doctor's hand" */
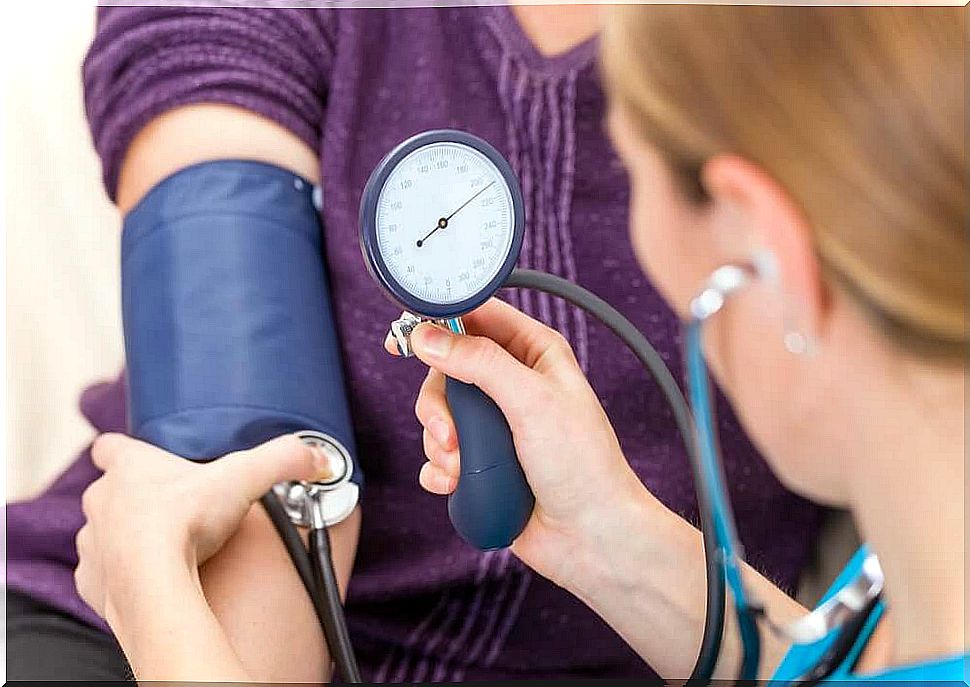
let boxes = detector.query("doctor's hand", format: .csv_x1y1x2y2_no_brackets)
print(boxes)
75,434,324,623
387,299,678,590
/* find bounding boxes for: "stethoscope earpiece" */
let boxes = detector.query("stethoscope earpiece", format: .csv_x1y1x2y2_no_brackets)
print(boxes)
689,263,757,322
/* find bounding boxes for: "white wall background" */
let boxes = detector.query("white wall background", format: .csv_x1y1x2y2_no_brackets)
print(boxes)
4,1,124,500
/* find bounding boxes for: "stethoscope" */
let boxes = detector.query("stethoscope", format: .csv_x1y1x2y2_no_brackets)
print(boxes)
268,130,884,684
686,263,884,682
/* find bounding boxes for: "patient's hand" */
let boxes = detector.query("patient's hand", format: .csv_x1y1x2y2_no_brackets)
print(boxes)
74,434,321,623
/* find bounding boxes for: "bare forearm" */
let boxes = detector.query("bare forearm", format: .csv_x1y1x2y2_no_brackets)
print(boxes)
200,505,361,682
103,507,360,682
567,493,805,680
106,552,252,682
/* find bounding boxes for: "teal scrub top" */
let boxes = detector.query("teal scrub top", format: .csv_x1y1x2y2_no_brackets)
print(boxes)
771,546,968,683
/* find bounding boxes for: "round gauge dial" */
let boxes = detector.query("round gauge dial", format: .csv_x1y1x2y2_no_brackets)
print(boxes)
360,131,524,319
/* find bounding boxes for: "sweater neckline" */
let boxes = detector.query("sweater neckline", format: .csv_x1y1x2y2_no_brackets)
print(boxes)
487,5,599,77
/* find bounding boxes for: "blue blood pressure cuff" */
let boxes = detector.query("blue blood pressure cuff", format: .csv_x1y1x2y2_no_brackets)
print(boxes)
122,160,361,488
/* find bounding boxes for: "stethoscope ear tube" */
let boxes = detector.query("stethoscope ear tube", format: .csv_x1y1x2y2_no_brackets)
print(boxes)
684,264,885,683
685,319,763,683
686,265,771,682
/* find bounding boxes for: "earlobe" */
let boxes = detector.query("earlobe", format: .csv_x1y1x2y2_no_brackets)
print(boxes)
781,300,821,356
750,248,780,286
748,248,819,355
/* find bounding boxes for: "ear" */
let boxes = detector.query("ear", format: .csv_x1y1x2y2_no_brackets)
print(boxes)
701,154,827,340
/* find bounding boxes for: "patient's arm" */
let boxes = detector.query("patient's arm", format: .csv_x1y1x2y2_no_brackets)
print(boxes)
116,103,358,682
200,504,360,682
116,103,321,212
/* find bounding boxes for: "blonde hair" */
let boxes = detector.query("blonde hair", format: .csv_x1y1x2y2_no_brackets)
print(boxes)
602,6,966,360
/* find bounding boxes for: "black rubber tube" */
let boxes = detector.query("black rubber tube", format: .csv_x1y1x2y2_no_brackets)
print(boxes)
259,494,362,683
504,268,725,683
260,493,316,592
263,268,725,683
308,526,363,683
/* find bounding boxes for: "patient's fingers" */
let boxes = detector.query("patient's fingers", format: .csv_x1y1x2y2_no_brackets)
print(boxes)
419,461,457,495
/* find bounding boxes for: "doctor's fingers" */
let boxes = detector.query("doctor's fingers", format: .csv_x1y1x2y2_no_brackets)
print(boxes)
73,525,106,616
80,476,106,519
419,460,457,495
415,369,459,450
211,435,322,504
410,323,544,421
74,523,94,563
383,300,579,379
423,427,459,477
91,432,158,471
463,299,578,374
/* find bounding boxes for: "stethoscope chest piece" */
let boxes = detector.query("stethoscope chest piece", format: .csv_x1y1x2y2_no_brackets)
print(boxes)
273,430,360,528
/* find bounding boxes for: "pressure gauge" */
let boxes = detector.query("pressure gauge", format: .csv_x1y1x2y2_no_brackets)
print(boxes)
359,130,525,319
359,130,534,551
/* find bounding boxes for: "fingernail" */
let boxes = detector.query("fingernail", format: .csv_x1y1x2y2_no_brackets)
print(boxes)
429,417,451,445
415,324,452,359
383,332,400,356
308,444,335,481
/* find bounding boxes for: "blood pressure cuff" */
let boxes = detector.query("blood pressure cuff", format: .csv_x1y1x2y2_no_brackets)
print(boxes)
121,159,360,486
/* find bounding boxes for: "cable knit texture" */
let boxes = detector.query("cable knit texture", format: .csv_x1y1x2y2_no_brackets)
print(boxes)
83,7,335,197
8,6,823,681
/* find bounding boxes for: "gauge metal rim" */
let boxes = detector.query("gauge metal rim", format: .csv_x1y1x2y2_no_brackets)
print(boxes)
359,129,525,320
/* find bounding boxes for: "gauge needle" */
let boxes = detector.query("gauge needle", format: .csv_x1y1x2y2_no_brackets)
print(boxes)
416,180,496,248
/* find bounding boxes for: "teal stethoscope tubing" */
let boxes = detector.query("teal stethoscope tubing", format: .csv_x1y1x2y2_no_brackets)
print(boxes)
685,320,763,681
682,263,884,683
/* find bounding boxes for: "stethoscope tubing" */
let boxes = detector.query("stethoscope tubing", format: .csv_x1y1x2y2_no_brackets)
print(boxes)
260,492,363,683
685,319,763,682
683,263,883,683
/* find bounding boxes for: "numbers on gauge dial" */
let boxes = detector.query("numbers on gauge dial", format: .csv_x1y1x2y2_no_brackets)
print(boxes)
375,142,515,305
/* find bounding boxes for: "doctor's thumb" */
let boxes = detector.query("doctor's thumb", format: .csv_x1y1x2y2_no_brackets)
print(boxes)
216,435,326,503
409,322,538,413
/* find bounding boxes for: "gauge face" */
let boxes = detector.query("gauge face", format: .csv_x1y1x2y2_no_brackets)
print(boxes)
373,141,516,307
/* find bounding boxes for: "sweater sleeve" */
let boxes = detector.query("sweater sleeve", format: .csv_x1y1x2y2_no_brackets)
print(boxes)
83,7,336,199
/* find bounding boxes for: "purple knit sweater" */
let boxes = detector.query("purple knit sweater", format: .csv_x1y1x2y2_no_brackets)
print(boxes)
7,6,822,681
